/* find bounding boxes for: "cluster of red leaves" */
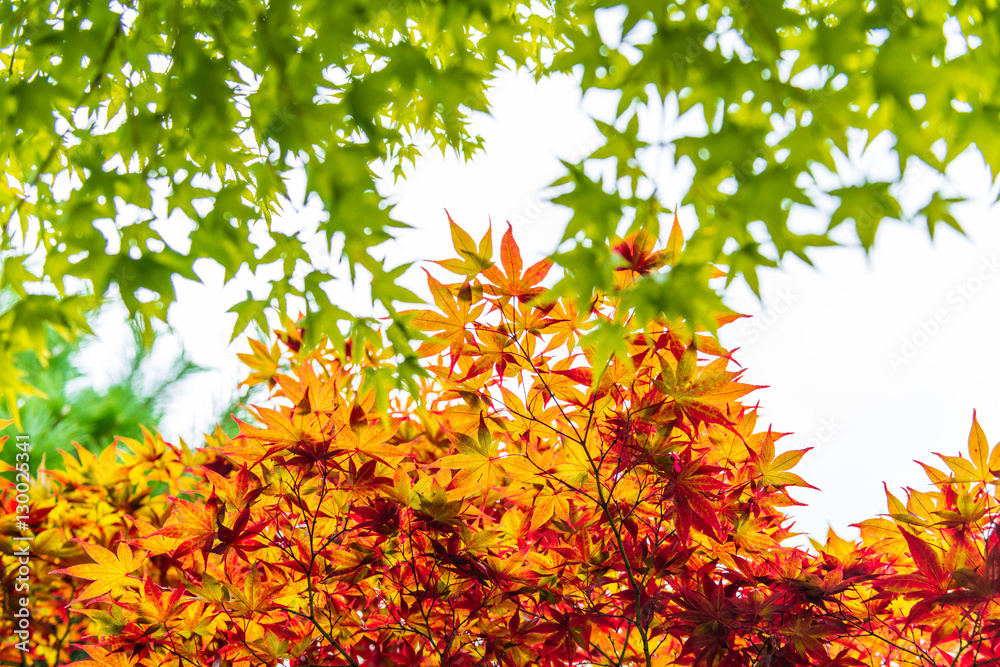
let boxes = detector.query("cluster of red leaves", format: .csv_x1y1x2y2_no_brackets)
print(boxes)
6,217,1000,667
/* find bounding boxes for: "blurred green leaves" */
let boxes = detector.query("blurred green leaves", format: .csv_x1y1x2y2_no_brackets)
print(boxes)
0,319,200,471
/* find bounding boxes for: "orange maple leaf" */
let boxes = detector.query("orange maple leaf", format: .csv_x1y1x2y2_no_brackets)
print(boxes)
483,223,553,303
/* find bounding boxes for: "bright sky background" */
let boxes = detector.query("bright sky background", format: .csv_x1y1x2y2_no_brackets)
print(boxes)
75,65,1000,545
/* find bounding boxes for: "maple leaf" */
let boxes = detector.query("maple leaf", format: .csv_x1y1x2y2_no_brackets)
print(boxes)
228,566,285,617
213,506,271,578
663,209,684,268
404,272,484,362
670,455,725,542
116,577,188,630
153,497,224,567
249,629,293,665
72,604,133,639
128,517,183,556
652,341,757,435
235,406,328,462
64,645,140,667
747,428,816,492
731,513,781,553
672,579,738,666
51,540,147,600
781,612,840,660
461,327,518,381
483,223,553,303
434,212,494,276
946,525,1000,604
879,528,953,624
934,409,1000,487
613,228,667,275
352,498,401,536
237,338,282,390
204,464,266,511
337,404,410,462
436,414,507,501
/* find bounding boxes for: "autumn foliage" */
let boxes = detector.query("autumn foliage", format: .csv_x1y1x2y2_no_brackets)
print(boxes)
0,427,227,665
4,218,1000,666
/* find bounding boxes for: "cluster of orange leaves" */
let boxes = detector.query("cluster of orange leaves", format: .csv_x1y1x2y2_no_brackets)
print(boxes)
0,427,226,665
2,217,1000,667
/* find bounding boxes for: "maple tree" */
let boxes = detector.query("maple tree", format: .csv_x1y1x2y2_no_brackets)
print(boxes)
1,0,995,414
7,219,1000,667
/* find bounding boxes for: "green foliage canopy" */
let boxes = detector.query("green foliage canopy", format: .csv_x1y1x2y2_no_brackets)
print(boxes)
0,0,994,411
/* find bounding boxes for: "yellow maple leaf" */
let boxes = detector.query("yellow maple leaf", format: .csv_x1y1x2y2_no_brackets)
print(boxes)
52,540,146,600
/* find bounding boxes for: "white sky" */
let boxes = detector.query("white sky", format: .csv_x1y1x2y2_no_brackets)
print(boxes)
75,67,1000,544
